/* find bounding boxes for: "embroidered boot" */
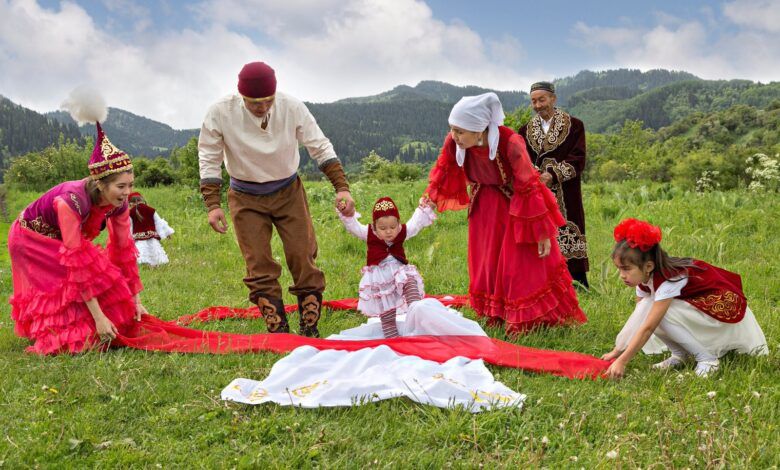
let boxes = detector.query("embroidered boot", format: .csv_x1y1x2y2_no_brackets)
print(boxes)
297,292,322,338
255,295,288,333
380,309,399,338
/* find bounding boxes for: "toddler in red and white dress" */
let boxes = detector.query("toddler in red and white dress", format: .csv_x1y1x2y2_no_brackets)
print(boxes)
338,197,436,337
129,192,174,266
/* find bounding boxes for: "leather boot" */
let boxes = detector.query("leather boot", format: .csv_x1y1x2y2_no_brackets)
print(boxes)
255,295,289,333
297,292,322,338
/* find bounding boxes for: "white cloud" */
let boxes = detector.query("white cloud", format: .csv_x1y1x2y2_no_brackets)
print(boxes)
572,9,780,83
723,0,780,33
0,0,533,128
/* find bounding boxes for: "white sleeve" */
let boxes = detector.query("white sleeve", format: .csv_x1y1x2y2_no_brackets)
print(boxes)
405,205,437,239
654,277,689,301
338,210,368,241
153,212,175,239
635,286,650,298
198,105,225,182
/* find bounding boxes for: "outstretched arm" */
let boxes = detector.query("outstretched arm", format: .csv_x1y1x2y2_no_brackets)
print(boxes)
338,211,369,241
405,204,437,239
606,298,672,379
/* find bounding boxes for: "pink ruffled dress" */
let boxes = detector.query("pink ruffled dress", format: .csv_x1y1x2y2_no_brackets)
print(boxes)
339,206,436,317
8,179,142,354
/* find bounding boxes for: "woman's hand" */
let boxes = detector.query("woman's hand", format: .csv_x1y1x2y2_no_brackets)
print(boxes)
94,315,118,342
419,195,436,209
601,349,622,361
606,359,627,380
134,294,148,321
537,238,551,258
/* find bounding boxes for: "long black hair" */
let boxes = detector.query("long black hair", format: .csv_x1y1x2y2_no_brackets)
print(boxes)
612,239,697,280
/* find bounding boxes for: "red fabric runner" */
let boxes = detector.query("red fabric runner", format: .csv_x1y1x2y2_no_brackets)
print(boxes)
114,295,608,380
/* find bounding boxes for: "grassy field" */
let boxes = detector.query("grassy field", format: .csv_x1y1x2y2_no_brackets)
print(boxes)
1,180,778,468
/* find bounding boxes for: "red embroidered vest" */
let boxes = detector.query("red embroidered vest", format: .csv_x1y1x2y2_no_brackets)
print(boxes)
130,204,160,240
638,260,747,323
366,225,408,266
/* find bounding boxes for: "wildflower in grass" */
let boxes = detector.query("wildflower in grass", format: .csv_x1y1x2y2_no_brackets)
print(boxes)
541,436,550,446
606,450,618,459
706,391,716,399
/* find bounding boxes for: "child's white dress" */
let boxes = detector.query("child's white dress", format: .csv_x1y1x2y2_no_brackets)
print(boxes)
339,206,436,317
132,212,174,266
615,276,768,358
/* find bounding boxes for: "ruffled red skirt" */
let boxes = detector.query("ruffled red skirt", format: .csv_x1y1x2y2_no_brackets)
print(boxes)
8,221,138,354
467,187,586,334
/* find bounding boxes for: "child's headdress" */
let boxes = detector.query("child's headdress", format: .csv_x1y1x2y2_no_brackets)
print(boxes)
61,86,133,181
129,192,144,204
372,197,400,222
613,218,662,252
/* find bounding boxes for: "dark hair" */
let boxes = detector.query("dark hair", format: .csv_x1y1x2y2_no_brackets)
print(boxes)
611,239,696,280
85,170,134,205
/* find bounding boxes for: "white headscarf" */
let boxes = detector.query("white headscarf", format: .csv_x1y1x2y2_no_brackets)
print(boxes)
447,92,505,167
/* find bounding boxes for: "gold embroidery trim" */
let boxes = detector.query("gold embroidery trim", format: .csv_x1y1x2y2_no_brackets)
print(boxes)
688,290,745,321
526,109,572,159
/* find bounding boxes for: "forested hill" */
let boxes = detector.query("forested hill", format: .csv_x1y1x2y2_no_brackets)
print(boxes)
2,69,779,171
0,95,83,169
47,108,198,158
568,79,780,133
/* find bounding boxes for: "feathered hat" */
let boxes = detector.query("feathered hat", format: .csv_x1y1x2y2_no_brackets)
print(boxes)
61,86,133,180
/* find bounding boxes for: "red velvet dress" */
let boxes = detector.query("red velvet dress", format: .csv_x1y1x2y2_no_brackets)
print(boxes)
425,126,586,333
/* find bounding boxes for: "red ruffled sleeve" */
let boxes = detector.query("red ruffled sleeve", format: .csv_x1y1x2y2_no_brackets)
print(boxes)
506,134,566,244
107,210,143,295
425,135,470,212
54,197,125,301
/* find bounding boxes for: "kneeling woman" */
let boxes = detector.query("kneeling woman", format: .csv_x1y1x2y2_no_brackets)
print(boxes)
9,101,147,354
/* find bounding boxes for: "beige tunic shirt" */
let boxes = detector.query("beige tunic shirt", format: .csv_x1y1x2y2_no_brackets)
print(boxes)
198,92,338,183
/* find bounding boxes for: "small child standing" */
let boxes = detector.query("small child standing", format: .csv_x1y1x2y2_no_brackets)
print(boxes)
129,192,175,266
603,218,768,379
339,197,436,338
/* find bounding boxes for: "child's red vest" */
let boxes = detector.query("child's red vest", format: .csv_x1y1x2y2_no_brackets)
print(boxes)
129,204,160,240
638,260,747,323
366,225,408,266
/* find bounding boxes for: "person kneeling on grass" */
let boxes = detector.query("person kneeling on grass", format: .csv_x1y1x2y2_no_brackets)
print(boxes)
602,218,768,379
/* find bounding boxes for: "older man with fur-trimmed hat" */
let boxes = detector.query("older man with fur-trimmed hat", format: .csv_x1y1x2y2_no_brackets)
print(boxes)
198,61,355,337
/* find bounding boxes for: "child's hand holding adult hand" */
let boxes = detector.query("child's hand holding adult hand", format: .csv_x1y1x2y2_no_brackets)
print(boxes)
336,191,355,217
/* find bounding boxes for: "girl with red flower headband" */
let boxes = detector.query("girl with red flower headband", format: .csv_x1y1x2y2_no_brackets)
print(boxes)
603,218,767,379
338,197,436,338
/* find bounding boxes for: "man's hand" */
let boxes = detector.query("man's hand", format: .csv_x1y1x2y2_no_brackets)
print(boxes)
208,208,229,233
336,191,355,217
540,172,553,187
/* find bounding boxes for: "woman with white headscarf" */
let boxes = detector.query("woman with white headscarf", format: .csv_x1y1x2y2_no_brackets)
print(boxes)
421,93,587,334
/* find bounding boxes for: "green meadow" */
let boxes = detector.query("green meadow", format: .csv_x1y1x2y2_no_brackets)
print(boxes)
1,180,778,468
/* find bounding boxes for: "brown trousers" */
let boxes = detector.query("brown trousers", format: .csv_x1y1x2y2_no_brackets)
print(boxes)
228,177,325,301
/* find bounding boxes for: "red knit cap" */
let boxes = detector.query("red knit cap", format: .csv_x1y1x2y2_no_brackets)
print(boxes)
238,62,277,100
372,197,400,222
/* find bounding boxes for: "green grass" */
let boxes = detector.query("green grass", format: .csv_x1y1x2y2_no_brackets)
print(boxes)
1,180,778,468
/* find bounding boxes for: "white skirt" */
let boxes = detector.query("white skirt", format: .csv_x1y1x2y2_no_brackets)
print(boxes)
357,257,424,317
135,239,170,266
616,297,768,358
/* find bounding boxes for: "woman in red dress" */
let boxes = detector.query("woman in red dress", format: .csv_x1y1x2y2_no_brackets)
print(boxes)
422,93,586,334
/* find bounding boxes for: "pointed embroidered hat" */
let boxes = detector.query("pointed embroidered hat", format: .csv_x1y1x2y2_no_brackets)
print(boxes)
88,122,133,180
372,197,400,222
61,86,132,180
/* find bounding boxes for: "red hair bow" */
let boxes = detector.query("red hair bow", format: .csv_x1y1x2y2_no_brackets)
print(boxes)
613,218,662,252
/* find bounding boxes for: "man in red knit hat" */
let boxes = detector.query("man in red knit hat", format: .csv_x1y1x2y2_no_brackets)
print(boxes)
198,61,355,337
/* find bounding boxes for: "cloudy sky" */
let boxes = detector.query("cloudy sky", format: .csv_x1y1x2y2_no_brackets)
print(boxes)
1,0,778,128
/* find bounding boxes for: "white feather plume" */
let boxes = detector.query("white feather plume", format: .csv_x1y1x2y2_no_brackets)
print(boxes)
60,85,108,125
